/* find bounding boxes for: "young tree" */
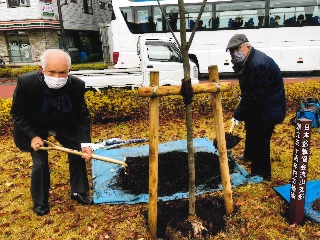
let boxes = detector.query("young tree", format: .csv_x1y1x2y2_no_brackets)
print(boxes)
157,0,208,218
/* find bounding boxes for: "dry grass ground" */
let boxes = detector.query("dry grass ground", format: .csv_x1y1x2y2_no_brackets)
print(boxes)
1,79,320,239
0,112,319,239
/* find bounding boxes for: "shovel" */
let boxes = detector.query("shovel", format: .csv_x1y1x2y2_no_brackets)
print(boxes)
213,118,242,150
35,140,127,167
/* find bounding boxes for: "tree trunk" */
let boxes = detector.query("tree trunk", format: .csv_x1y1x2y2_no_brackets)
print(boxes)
178,0,195,217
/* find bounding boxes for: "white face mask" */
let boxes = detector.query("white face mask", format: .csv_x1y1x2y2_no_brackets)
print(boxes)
232,51,246,63
43,74,68,89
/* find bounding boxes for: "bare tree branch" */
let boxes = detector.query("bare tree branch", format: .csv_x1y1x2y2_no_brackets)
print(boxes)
188,0,207,50
156,0,181,49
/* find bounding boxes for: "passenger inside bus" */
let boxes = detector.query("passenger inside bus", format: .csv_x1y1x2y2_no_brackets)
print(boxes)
284,16,296,26
147,16,156,32
297,14,305,26
228,18,233,28
244,18,254,28
304,14,319,26
210,17,220,29
270,15,281,27
198,20,206,30
258,16,264,27
232,16,243,29
168,13,178,31
189,19,195,30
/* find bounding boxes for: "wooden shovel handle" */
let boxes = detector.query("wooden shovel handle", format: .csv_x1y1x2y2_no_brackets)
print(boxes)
35,140,127,167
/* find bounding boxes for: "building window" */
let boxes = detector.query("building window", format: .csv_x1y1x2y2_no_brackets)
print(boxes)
5,31,33,63
99,2,106,10
58,35,75,49
83,0,93,14
8,0,30,7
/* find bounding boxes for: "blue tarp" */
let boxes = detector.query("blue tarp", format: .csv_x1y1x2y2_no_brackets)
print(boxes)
92,138,262,204
274,180,320,223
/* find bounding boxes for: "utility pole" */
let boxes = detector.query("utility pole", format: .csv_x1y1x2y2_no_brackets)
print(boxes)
57,0,68,51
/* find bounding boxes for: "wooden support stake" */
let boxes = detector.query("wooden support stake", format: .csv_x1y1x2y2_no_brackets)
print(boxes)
137,70,234,237
209,65,234,215
138,82,231,97
148,71,159,238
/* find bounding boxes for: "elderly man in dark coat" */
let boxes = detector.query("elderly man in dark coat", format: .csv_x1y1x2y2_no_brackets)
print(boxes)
11,49,93,216
226,34,286,180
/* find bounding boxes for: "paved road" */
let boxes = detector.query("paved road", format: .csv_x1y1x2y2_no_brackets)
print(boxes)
0,77,319,99
0,81,16,99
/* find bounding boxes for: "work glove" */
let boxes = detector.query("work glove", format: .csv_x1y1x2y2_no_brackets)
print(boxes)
231,117,240,125
229,117,240,133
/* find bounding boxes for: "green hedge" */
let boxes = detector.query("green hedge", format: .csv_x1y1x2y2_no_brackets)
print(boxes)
1,80,319,135
0,63,108,78
0,67,15,78
71,63,107,71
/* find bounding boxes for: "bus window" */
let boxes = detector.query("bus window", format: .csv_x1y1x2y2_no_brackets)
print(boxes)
121,8,133,23
306,5,320,26
269,7,297,27
185,4,213,31
135,7,152,33
121,7,140,33
166,6,179,31
216,1,266,29
270,0,320,27
153,6,164,32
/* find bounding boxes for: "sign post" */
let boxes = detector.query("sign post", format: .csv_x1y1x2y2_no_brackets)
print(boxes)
289,118,312,225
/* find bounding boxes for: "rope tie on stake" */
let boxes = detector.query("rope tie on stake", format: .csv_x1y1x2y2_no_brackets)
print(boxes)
151,86,158,98
213,82,221,93
180,79,194,105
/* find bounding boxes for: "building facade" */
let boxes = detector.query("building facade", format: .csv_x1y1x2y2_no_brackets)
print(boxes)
0,0,111,65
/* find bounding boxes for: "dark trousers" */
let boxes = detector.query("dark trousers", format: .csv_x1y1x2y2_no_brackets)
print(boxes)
244,123,275,179
30,131,89,206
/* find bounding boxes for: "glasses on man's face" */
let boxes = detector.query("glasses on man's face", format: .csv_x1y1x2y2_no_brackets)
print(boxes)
229,44,245,53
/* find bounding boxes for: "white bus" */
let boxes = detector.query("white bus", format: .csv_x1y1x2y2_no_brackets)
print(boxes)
108,0,320,76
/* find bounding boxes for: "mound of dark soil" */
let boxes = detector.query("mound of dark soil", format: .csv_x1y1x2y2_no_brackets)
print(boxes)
115,151,236,197
312,198,320,212
154,196,228,239
114,151,237,238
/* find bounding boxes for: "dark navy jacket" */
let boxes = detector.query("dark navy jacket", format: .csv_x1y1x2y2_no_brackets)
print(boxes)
233,47,286,125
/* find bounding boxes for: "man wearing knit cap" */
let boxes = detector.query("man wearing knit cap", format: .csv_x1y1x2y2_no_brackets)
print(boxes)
226,34,286,181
